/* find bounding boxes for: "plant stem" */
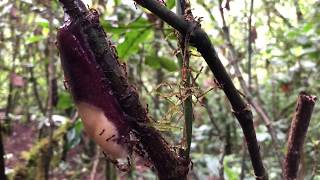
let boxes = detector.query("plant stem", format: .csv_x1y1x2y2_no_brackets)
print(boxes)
247,0,254,90
132,0,267,178
284,92,317,180
176,0,193,160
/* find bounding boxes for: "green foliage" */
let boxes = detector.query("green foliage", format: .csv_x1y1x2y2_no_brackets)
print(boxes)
145,55,178,72
1,0,320,179
57,92,73,110
166,0,176,9
25,35,46,44
117,27,152,59
66,119,83,150
116,18,153,59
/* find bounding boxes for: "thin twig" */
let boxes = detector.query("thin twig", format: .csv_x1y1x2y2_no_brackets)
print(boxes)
262,0,293,28
217,1,284,171
247,0,254,90
43,8,55,179
218,140,226,180
29,66,46,115
90,149,101,180
293,0,303,22
176,0,194,160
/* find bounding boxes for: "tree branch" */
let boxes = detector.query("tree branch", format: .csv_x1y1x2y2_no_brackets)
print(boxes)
58,0,188,179
284,92,317,180
133,0,267,179
215,1,284,170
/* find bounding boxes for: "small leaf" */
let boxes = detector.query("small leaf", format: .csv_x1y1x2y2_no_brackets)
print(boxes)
66,129,81,149
166,0,175,9
66,119,83,149
145,55,161,69
74,119,83,134
302,22,313,33
159,57,178,72
286,30,299,38
57,92,73,110
145,55,178,72
26,35,45,44
224,158,238,180
117,28,152,59
36,17,49,28
114,0,122,6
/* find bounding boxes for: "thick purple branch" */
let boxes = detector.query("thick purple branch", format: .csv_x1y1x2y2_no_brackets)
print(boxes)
57,0,189,179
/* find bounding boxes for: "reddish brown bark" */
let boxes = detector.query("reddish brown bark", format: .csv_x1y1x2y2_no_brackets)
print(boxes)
284,92,317,180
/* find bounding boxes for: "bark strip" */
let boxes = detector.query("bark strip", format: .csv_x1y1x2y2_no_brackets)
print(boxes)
284,92,317,180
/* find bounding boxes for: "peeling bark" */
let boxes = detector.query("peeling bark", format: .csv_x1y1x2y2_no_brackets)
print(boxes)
57,0,188,179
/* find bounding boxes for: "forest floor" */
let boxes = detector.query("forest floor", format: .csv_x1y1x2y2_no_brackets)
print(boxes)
3,120,106,179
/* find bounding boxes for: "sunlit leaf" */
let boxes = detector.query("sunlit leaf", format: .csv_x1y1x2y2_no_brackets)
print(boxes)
117,28,152,59
303,22,313,33
166,0,175,9
26,35,45,44
114,0,122,6
36,17,49,28
224,159,238,180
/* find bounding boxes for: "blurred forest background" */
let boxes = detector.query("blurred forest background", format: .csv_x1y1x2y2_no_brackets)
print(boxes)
0,0,319,179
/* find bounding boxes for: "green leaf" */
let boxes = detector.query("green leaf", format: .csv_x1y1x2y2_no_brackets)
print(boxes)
35,17,49,28
145,55,178,72
102,17,153,48
145,55,161,69
159,57,178,72
166,0,176,9
224,162,238,180
302,22,313,33
102,17,151,35
101,21,126,34
114,0,122,6
286,30,299,39
74,119,83,134
57,92,73,110
117,28,152,59
66,119,83,150
26,35,45,44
